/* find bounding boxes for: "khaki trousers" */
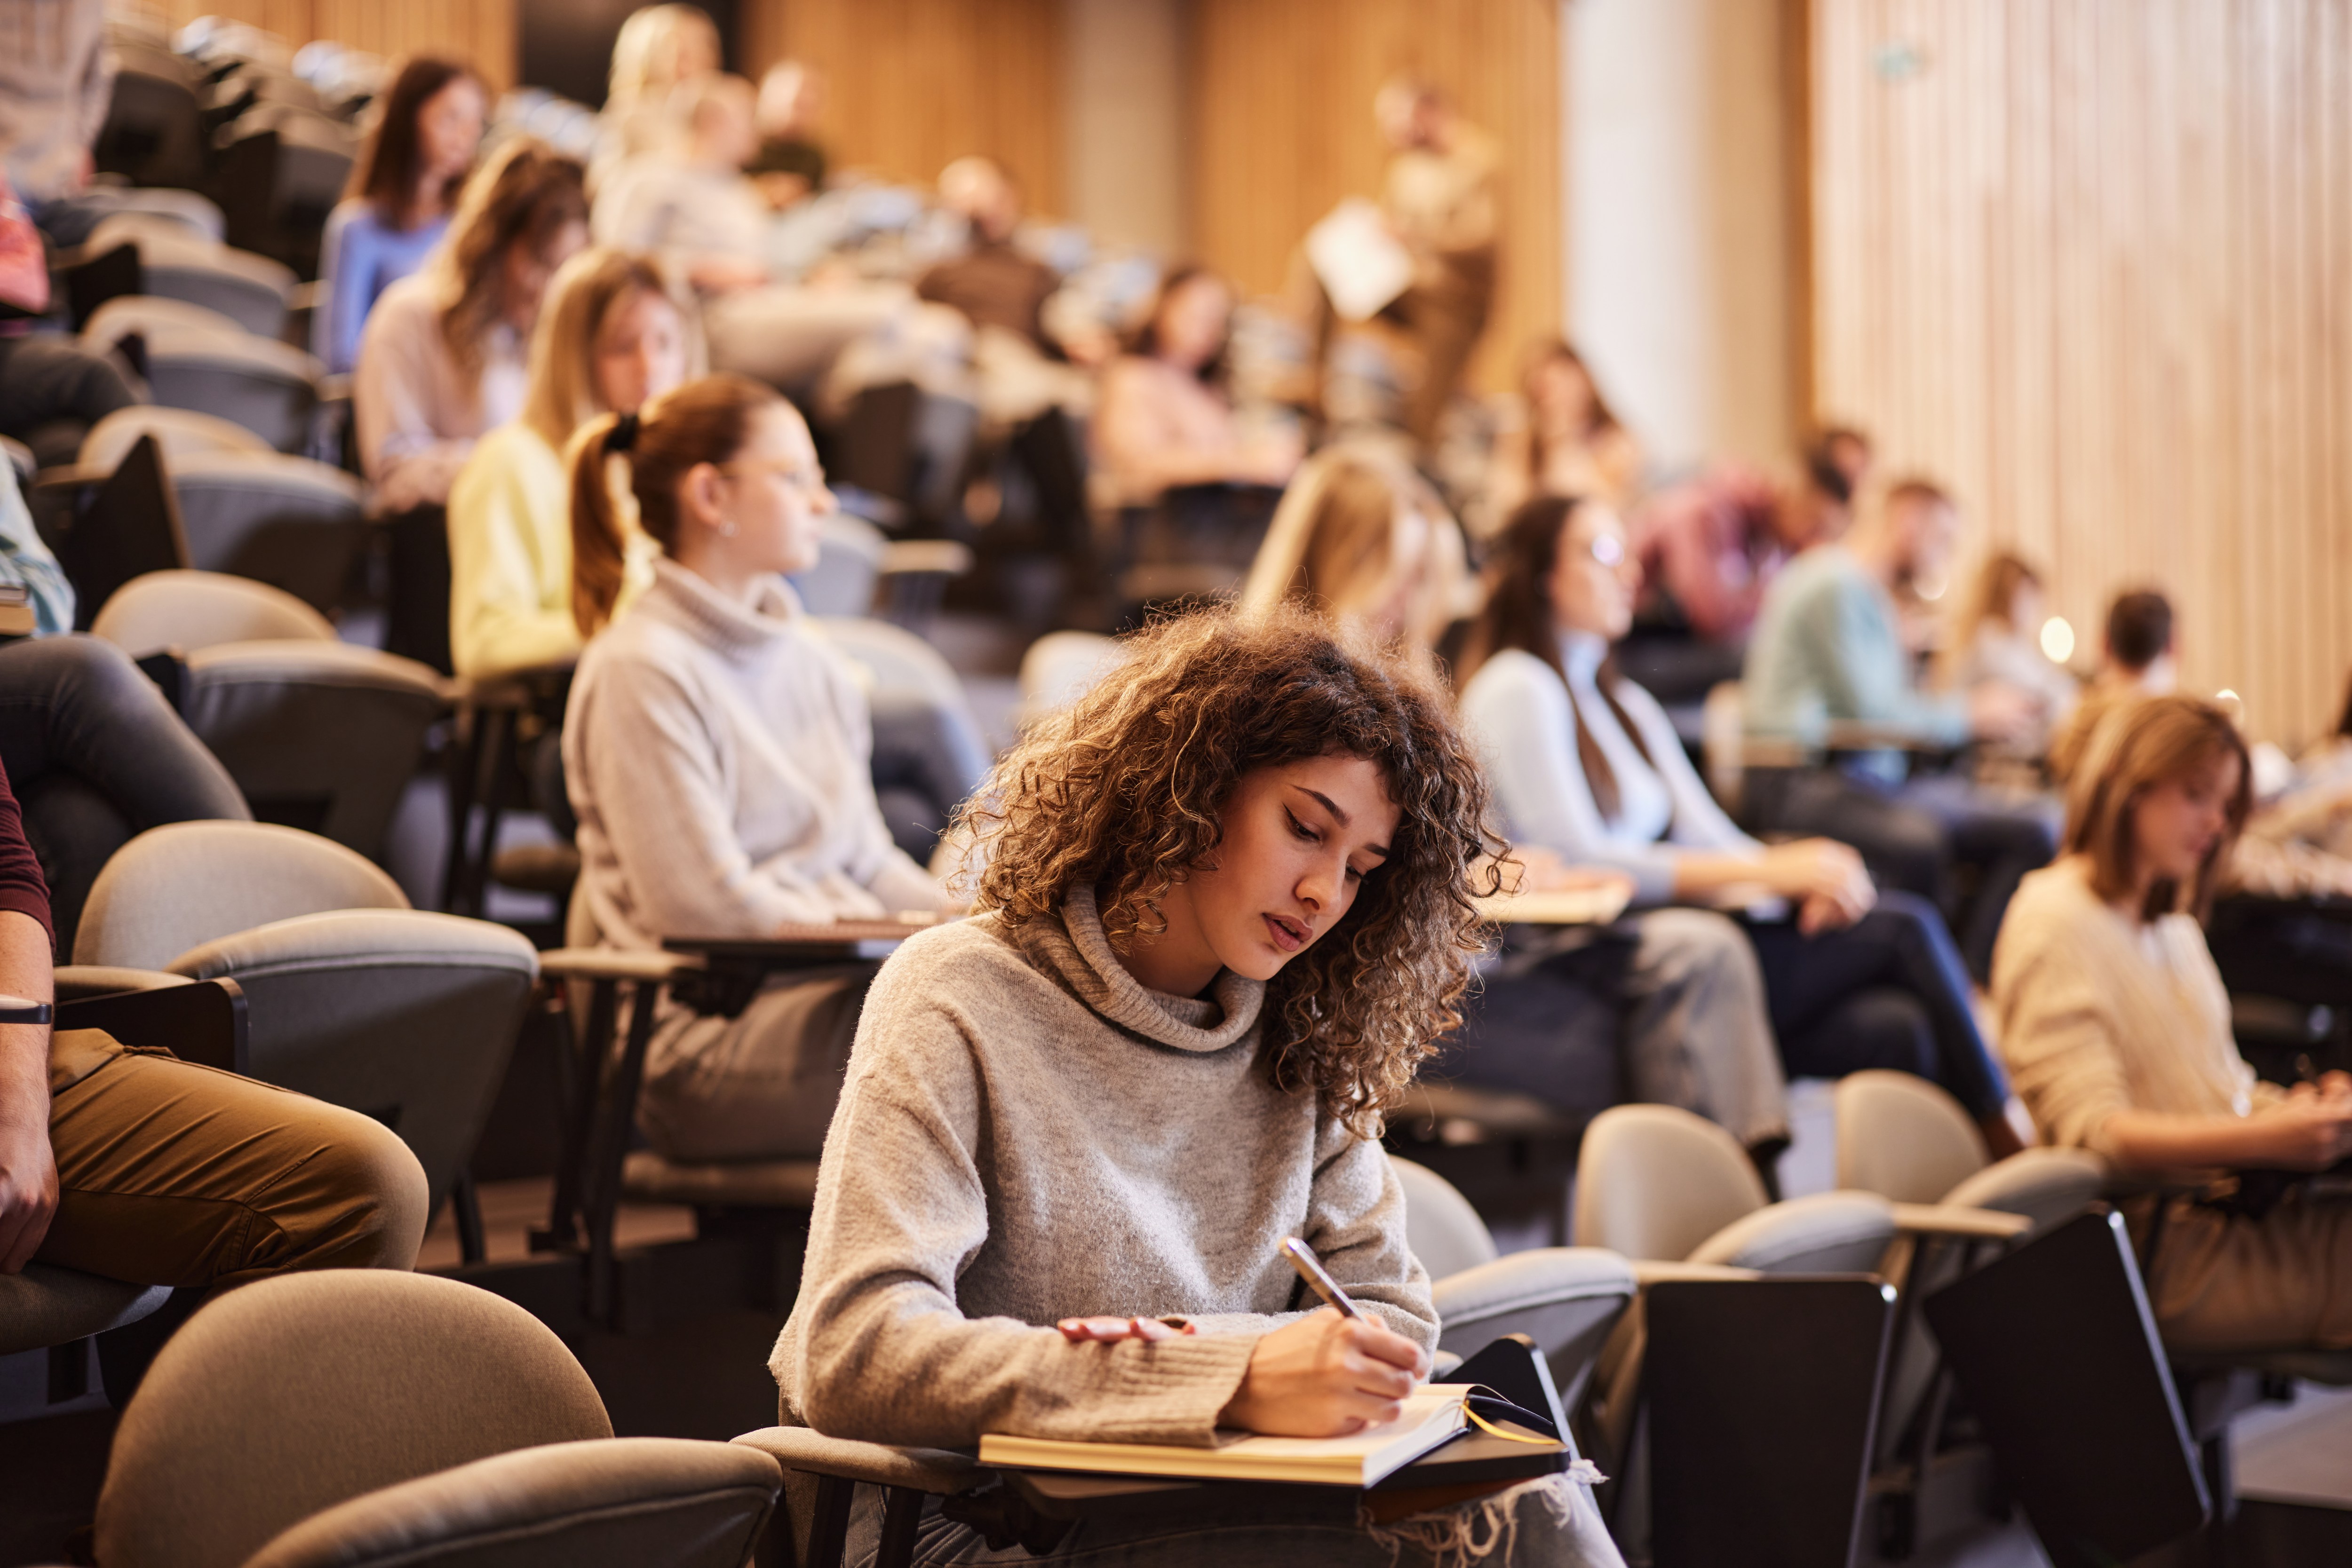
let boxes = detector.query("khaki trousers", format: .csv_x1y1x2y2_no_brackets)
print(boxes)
2135,1192,2352,1353
33,1029,429,1289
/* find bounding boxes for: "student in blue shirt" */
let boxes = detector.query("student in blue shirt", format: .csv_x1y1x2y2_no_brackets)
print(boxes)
1741,477,2056,980
314,57,487,376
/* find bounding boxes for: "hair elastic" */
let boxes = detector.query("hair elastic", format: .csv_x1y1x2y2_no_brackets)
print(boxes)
609,411,641,452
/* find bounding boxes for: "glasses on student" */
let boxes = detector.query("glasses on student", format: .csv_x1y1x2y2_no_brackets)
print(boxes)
1585,533,1626,568
718,458,827,493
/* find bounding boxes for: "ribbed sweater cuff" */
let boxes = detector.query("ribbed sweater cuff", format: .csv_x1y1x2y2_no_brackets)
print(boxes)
1098,1330,1262,1447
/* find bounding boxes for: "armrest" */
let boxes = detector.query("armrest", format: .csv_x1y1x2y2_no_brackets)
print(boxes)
1631,1259,1762,1286
54,965,193,1001
730,1427,989,1496
537,947,699,984
880,540,974,578
56,974,248,1073
1890,1203,2033,1242
1433,1247,1637,1319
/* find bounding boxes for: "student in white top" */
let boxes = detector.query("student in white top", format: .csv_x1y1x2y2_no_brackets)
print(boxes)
1993,694,2352,1351
446,247,686,680
562,374,958,1161
1459,495,2020,1152
1239,451,1792,1168
354,140,589,514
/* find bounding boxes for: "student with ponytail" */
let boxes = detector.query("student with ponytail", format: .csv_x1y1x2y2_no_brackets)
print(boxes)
561,372,958,1161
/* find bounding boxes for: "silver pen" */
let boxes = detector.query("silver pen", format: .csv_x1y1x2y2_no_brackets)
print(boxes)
1280,1236,1361,1319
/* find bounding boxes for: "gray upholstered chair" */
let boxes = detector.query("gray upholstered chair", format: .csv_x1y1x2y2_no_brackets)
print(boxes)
95,1270,779,1568
79,213,297,338
816,615,990,856
78,404,272,472
72,822,537,1225
81,293,319,452
1390,1155,1635,1408
93,570,443,859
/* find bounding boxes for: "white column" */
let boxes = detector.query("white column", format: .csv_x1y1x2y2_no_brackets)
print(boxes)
1566,0,1797,474
1063,0,1189,255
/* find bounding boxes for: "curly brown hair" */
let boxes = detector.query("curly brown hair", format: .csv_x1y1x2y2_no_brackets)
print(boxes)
965,606,1504,1136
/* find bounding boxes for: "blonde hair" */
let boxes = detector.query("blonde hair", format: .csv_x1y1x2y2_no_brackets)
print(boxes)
1240,444,1469,668
608,4,720,108
2064,693,2252,921
520,248,682,451
568,372,785,635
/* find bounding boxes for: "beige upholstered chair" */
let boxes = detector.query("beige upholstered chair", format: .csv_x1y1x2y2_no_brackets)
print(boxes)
1390,1155,1634,1408
74,822,536,1224
78,405,272,472
93,570,442,859
97,1271,778,1568
79,214,297,338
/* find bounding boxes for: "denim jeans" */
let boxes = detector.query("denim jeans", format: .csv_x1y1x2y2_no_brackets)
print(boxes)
0,331,140,467
0,634,250,950
1741,891,2010,1120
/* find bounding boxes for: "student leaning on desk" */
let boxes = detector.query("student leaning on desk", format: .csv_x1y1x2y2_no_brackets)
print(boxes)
770,607,1625,1567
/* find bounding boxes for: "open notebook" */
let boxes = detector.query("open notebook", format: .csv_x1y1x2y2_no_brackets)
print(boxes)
977,1385,1476,1487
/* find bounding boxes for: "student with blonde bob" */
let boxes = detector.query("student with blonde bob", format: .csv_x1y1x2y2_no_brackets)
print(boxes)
1994,694,2352,1351
562,373,954,1162
447,246,689,678
773,607,1623,1565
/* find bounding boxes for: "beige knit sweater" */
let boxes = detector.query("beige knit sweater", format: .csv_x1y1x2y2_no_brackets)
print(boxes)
1991,857,2280,1164
770,885,1437,1449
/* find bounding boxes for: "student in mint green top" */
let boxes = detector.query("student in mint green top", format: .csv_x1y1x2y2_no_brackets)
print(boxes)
313,57,485,375
1740,478,2058,980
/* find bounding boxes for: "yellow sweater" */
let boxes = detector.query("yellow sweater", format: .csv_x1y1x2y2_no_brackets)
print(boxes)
447,423,655,680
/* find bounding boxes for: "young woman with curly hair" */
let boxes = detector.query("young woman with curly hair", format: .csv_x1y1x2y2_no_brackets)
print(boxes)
771,607,1623,1567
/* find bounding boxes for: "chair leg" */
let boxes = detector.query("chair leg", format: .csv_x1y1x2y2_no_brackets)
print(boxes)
2202,1430,2236,1567
804,1473,856,1568
452,1168,486,1266
876,1485,925,1568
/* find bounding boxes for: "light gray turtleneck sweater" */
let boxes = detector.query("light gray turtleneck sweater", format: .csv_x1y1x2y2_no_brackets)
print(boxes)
564,558,940,952
770,885,1438,1449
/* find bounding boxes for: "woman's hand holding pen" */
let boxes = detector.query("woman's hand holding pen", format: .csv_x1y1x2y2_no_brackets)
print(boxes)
1218,1308,1429,1437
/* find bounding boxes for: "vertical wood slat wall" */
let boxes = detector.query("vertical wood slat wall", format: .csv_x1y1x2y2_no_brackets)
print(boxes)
156,0,519,88
1812,0,2352,744
741,0,1068,220
1189,0,1562,392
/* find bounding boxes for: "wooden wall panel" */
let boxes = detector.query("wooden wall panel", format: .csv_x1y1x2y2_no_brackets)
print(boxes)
740,0,1067,218
156,0,519,88
1812,0,2352,744
1190,0,1562,392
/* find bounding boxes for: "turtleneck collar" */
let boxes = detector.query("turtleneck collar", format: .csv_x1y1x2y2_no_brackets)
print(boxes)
1559,628,1609,683
644,556,805,663
1012,884,1265,1054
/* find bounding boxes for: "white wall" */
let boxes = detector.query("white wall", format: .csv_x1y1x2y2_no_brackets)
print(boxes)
1566,0,1796,475
1064,0,1189,255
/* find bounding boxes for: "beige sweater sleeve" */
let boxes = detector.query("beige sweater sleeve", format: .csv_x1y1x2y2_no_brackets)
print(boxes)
784,977,1259,1449
1994,919,2137,1159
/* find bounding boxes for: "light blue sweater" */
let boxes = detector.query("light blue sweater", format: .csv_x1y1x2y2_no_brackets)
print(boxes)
314,200,448,376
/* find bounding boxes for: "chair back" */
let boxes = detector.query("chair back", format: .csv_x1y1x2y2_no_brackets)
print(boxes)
791,514,887,615
1017,630,1122,723
169,451,365,606
139,338,321,453
179,642,445,857
82,293,251,353
94,568,336,653
75,820,408,969
168,909,538,1218
1574,1103,1769,1263
1390,1155,1498,1282
239,1438,779,1568
80,405,271,472
85,215,295,337
97,1271,611,1568
1834,1069,1990,1205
